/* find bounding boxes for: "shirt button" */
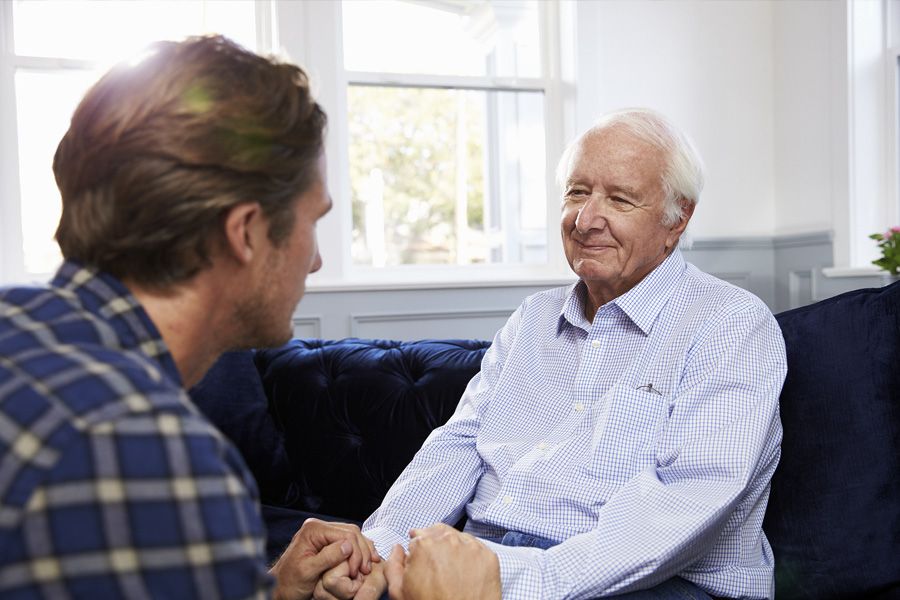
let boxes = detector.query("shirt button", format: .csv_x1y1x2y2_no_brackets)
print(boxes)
502,495,513,505
574,402,584,412
537,442,548,450
591,339,601,349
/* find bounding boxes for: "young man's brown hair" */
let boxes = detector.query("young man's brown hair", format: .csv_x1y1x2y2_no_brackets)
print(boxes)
53,35,327,287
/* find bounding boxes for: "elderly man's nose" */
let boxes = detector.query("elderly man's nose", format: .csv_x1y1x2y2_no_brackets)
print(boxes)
575,197,606,232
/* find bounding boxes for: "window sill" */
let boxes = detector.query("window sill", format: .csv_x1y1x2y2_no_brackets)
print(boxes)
306,273,576,293
821,266,885,278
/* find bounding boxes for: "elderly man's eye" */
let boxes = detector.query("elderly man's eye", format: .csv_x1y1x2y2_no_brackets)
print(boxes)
564,190,584,202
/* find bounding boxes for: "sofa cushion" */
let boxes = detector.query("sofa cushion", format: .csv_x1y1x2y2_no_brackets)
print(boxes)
256,338,490,522
189,350,295,505
768,280,900,599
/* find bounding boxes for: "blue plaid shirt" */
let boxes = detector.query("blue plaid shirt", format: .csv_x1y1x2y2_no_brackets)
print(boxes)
364,250,786,599
0,262,272,598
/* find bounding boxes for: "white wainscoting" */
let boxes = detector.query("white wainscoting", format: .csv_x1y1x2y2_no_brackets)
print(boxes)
289,231,894,342
350,309,515,341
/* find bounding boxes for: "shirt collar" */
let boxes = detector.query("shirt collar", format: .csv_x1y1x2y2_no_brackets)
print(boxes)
558,249,686,336
52,260,182,386
613,249,686,334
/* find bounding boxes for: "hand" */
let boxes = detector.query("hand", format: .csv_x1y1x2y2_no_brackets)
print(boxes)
383,524,501,600
270,518,379,600
313,560,387,600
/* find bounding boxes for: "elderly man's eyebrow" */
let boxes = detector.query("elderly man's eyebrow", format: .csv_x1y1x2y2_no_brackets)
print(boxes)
607,183,640,197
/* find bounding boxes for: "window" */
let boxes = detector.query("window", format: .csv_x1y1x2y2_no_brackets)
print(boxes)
1,0,571,287
0,0,261,284
285,0,570,286
342,0,555,272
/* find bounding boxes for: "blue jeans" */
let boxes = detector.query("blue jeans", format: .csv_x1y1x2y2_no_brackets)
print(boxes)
498,531,714,600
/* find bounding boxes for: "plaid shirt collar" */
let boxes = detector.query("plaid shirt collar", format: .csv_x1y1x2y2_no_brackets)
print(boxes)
51,260,182,386
559,248,687,335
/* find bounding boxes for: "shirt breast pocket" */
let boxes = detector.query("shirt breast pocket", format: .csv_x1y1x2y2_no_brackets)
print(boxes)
589,386,669,486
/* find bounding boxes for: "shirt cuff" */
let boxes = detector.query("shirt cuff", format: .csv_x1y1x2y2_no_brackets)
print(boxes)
362,526,408,560
481,539,558,599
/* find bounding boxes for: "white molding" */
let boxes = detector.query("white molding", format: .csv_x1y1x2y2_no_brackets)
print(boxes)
350,308,515,337
291,316,322,338
9,55,96,70
772,231,834,249
788,270,813,309
346,70,547,92
690,237,773,251
307,276,573,294
821,266,883,278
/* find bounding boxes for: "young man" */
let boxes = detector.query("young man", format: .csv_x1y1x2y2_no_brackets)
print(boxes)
0,35,377,599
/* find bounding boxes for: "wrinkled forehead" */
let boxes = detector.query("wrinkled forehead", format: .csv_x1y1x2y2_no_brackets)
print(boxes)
564,124,667,185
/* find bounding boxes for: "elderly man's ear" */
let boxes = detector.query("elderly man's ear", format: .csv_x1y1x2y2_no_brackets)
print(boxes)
666,200,696,249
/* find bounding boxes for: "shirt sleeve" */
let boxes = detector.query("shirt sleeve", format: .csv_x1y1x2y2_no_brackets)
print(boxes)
10,407,274,599
490,301,786,600
362,304,525,557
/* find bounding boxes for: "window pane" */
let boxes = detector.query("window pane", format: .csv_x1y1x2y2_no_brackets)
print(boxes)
15,68,102,275
13,0,256,61
342,0,540,78
348,85,547,267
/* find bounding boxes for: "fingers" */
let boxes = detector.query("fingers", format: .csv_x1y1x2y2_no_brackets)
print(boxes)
305,539,354,577
315,564,362,600
383,546,406,600
354,563,387,600
312,578,342,600
365,535,381,563
300,520,373,577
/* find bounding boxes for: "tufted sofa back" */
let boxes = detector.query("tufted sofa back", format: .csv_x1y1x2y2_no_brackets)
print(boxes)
191,338,490,522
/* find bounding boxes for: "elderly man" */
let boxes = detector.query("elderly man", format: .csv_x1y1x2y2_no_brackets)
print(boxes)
0,36,381,599
346,109,786,600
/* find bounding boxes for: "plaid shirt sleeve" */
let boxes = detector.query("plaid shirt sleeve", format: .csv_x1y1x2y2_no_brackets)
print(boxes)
0,403,274,599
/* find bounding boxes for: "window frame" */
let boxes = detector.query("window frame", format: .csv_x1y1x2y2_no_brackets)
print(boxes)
277,0,575,290
0,0,275,285
0,0,575,288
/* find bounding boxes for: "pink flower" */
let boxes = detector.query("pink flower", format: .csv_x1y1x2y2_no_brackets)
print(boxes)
891,226,900,234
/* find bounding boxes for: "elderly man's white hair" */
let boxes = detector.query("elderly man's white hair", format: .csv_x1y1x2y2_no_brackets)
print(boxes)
555,108,705,245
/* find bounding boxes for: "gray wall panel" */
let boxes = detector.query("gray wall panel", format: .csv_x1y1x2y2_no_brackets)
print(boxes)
290,232,894,341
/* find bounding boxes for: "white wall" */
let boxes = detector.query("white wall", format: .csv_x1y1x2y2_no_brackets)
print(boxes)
773,0,835,236
573,0,777,238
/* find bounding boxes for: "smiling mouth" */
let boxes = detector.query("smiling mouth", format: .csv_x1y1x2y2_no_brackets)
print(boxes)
575,241,614,251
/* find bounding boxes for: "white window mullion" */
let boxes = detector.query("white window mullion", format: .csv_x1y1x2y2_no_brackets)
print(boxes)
254,0,276,54
0,0,25,284
539,0,571,274
275,0,350,285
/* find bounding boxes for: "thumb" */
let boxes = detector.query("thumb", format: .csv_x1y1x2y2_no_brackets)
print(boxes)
384,545,406,600
304,539,352,577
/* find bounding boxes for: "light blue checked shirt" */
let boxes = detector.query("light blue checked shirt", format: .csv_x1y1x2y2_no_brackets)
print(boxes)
364,249,786,599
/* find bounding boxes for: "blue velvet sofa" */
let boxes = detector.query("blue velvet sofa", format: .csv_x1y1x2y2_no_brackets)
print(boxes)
189,280,900,599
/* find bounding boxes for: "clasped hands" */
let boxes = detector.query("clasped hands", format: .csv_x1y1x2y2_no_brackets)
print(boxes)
272,520,500,600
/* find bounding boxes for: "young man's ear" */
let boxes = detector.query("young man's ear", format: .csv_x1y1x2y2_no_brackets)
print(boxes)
222,202,265,265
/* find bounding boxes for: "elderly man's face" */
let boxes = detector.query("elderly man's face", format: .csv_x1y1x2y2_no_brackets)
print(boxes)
560,125,689,311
